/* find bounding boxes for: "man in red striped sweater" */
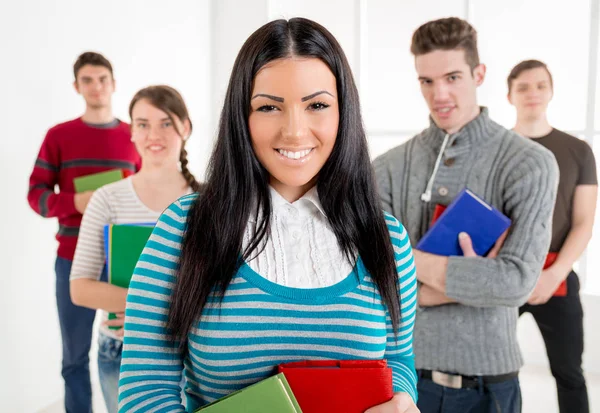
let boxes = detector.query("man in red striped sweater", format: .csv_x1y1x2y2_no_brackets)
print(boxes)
27,52,140,413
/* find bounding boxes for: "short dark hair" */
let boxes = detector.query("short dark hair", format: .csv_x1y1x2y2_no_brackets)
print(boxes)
507,60,553,93
411,17,480,70
73,52,113,80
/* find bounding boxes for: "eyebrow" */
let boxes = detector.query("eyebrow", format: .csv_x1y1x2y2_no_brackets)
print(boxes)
133,117,171,122
301,90,334,101
251,90,335,103
80,75,110,81
517,80,549,87
418,70,463,81
251,93,284,102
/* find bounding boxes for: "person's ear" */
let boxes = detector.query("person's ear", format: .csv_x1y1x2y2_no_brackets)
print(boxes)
473,63,486,86
182,119,191,140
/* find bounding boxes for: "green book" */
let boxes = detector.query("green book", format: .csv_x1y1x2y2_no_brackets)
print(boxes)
73,169,123,192
106,224,154,327
195,374,302,412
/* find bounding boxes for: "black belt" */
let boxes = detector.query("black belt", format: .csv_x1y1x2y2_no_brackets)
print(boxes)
419,369,519,389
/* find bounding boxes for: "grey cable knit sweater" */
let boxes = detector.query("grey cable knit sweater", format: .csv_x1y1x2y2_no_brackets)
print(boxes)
373,108,559,375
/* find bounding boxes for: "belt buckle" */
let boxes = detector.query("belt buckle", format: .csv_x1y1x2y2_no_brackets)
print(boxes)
432,371,462,389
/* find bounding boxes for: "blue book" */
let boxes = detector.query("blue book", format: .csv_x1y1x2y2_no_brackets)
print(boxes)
416,188,511,256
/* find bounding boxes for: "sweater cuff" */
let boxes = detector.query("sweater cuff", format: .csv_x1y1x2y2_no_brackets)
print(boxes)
49,191,79,218
387,358,418,403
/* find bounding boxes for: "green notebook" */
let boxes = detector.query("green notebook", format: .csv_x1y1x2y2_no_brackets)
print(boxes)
73,169,123,192
106,224,154,327
195,374,302,412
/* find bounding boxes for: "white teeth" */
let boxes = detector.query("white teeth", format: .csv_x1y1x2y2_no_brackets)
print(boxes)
439,108,452,113
277,149,312,160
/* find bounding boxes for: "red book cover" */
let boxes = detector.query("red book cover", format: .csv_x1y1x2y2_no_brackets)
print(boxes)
431,204,447,225
278,360,393,413
544,252,567,297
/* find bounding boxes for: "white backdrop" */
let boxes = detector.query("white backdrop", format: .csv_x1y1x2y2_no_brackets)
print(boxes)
1,1,599,411
0,1,211,411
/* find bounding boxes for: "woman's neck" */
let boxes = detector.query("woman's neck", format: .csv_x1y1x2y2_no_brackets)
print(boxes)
135,163,187,189
270,179,316,203
131,164,190,213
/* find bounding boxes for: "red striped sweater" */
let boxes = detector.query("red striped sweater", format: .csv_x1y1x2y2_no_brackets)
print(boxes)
28,117,141,260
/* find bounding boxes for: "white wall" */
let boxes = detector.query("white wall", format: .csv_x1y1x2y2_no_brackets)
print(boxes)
0,1,211,411
210,0,270,134
2,0,600,411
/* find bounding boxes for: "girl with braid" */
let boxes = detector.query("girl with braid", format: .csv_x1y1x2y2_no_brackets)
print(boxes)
69,85,200,413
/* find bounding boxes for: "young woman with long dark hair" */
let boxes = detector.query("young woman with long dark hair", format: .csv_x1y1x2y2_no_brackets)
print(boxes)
118,18,418,413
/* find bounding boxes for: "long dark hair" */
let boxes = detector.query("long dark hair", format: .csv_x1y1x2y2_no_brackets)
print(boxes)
169,18,400,348
129,85,202,192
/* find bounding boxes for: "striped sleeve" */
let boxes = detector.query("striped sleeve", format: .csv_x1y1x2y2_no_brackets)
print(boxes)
27,129,78,218
384,213,418,402
70,188,111,281
118,196,194,413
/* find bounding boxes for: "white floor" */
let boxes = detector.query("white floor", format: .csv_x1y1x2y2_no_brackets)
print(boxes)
520,364,600,412
38,380,106,413
39,364,600,413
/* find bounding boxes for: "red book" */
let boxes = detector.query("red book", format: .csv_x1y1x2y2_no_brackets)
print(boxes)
277,360,393,413
431,204,447,225
544,252,567,297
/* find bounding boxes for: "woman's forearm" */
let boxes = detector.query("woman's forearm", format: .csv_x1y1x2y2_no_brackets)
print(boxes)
70,278,128,312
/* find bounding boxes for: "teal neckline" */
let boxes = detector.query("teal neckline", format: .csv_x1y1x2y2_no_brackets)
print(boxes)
237,256,366,302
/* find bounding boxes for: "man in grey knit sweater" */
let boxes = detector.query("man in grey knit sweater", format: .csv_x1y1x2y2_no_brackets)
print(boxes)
373,18,559,413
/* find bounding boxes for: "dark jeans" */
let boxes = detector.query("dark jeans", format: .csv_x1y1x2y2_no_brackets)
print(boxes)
55,257,103,413
417,373,521,413
519,271,588,413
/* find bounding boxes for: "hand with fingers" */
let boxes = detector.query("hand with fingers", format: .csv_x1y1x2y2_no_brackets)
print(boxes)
458,228,508,258
103,312,125,338
74,190,95,214
527,266,565,305
364,393,420,413
418,284,453,306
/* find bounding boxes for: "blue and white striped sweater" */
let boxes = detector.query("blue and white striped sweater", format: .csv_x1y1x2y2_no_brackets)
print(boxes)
118,194,418,412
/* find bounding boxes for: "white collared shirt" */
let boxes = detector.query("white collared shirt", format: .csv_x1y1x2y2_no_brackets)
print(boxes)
243,186,354,288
